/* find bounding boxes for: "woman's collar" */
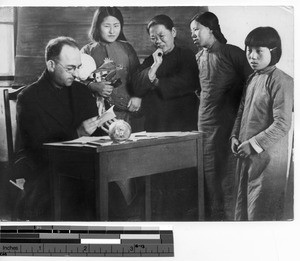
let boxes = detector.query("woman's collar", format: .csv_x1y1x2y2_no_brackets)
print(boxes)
207,40,220,52
163,44,177,56
97,40,118,47
255,65,276,75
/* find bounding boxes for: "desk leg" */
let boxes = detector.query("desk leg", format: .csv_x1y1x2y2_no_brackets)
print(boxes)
145,176,151,221
49,150,61,221
95,154,108,221
197,138,205,220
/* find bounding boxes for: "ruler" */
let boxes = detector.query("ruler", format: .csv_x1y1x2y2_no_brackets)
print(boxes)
0,225,174,257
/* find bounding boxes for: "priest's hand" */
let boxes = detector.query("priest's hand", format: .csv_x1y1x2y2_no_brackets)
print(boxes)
100,119,117,134
77,116,101,137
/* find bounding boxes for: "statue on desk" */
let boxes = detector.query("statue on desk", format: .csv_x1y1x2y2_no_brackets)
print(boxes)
108,120,132,143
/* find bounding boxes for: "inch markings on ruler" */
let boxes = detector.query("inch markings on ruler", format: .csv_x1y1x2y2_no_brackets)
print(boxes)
0,225,174,257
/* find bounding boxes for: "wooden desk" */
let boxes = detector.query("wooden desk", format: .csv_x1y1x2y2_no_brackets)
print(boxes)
45,133,204,221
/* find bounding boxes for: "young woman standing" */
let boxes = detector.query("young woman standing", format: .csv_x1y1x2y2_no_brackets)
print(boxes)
231,27,293,221
82,7,141,123
190,12,252,220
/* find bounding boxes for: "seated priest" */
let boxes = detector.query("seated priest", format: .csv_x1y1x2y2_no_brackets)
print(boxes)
14,36,103,221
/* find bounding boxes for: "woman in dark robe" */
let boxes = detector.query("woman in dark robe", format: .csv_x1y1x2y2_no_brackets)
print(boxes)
132,14,199,220
132,14,199,132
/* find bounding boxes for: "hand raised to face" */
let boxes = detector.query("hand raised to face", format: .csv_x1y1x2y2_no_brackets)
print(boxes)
152,48,163,65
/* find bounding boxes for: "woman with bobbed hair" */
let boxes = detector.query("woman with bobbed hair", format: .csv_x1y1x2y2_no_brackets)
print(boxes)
82,7,141,123
231,27,293,221
88,7,126,42
190,11,252,221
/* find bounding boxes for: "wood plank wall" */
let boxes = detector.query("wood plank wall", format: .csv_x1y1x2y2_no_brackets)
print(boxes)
14,6,208,85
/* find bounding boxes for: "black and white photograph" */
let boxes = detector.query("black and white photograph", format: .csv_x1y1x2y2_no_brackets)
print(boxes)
0,1,298,260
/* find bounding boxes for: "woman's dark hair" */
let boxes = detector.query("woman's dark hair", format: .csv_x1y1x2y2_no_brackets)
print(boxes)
147,14,174,33
190,11,227,44
89,7,126,42
45,36,79,62
245,26,282,65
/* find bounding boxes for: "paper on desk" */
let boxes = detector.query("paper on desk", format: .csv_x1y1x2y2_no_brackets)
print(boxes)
130,131,154,141
63,132,147,145
128,131,199,141
129,131,200,141
62,136,109,144
43,141,99,148
146,131,199,137
45,131,198,147
87,139,113,146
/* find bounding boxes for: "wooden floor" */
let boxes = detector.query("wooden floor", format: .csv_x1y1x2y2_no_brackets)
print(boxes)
0,162,199,221
0,161,293,222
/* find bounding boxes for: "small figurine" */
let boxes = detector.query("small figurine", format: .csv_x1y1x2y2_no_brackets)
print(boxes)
108,120,132,143
78,54,123,116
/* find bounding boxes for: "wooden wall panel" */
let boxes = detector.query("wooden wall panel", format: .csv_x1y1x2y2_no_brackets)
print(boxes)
120,6,203,24
14,6,207,85
16,24,91,56
17,6,96,25
15,56,45,83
